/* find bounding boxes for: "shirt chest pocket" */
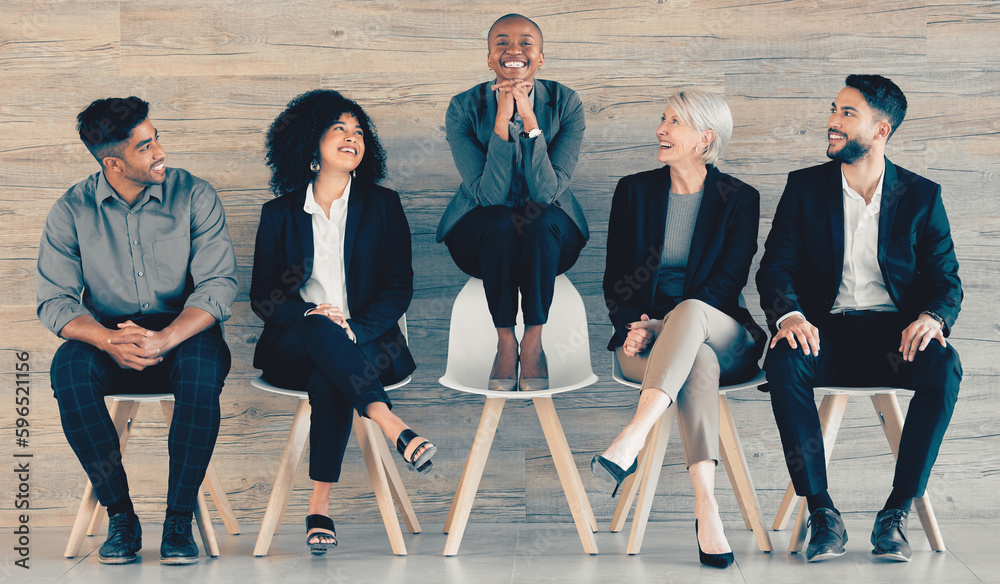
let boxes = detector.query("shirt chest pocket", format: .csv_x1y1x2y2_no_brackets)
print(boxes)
153,236,190,281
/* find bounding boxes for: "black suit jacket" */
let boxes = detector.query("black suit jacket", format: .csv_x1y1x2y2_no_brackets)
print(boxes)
756,158,962,336
250,182,416,384
603,165,766,362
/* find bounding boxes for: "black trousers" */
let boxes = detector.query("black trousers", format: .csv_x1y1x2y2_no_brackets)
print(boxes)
765,311,962,498
445,203,585,328
261,316,391,483
51,320,230,513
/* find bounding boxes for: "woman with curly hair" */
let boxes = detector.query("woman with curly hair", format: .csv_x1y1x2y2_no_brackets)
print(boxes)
251,89,435,554
437,14,588,390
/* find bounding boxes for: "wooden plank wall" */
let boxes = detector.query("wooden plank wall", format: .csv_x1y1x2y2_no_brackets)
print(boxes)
1,0,997,529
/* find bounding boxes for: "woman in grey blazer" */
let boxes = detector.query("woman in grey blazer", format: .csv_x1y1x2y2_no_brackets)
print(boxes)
437,13,588,391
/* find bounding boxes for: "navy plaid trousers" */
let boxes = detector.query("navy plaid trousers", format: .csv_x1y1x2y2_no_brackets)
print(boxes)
51,323,231,513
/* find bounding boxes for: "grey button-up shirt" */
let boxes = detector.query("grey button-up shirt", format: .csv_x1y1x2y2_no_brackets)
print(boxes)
37,167,238,335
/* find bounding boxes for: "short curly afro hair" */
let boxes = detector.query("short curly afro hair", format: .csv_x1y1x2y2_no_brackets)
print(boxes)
265,89,387,197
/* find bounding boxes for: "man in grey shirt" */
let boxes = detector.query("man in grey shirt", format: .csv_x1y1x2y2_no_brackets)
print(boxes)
37,96,237,565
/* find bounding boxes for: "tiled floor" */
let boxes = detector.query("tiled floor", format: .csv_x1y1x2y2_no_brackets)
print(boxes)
11,518,997,584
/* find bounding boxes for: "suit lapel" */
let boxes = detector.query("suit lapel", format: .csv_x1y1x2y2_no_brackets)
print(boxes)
686,165,723,290
293,192,315,282
877,158,900,269
534,80,554,136
477,82,499,146
645,168,671,287
826,163,845,288
343,182,365,283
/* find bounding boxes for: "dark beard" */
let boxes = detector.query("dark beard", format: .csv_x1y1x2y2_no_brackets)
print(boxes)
827,137,870,164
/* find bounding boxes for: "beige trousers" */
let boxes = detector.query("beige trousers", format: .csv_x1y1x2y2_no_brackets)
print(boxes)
617,299,757,467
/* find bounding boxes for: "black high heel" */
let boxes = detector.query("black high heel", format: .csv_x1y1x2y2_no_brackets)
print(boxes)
695,519,734,568
590,455,638,497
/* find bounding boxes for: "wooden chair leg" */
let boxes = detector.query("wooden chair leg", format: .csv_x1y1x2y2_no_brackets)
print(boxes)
203,462,241,535
718,394,772,552
533,397,599,555
870,393,946,551
608,409,663,533
443,397,506,557
65,482,100,558
254,398,311,556
86,399,141,537
788,393,849,553
772,482,800,531
626,408,674,555
370,417,421,534
354,411,407,555
194,490,220,557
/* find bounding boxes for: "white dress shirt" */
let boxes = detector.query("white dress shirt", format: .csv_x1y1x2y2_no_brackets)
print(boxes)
299,179,351,320
776,167,896,328
831,168,896,313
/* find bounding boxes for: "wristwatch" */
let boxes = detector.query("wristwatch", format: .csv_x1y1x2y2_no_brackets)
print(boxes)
520,128,542,139
921,310,945,327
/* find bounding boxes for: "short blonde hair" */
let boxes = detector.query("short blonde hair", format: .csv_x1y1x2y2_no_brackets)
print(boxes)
665,90,732,165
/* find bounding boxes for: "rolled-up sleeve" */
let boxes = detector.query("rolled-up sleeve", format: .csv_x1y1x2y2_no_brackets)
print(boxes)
183,182,238,322
36,200,93,336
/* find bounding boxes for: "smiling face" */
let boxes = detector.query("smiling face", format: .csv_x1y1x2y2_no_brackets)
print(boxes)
655,106,711,166
108,119,166,187
487,16,544,82
826,86,881,164
317,112,365,175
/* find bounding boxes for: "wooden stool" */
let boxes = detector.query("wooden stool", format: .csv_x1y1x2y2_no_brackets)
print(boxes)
770,387,945,553
608,356,773,554
250,313,419,557
64,393,241,558
440,276,600,556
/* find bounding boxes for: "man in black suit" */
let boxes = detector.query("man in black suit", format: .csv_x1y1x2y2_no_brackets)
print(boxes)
757,75,962,563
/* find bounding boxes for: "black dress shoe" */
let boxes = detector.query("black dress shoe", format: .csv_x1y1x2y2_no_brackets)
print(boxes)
805,507,848,562
695,519,735,568
160,515,199,565
99,512,141,564
871,508,911,562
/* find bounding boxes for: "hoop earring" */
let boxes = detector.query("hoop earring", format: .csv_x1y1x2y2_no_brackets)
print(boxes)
310,159,320,173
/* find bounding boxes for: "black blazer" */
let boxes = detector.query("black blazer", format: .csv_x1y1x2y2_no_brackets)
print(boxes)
756,158,962,336
603,165,766,362
250,182,416,385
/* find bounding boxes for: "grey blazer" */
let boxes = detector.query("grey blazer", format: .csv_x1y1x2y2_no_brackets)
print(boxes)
436,78,590,242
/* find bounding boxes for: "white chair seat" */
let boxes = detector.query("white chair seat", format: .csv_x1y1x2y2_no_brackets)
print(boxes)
441,275,600,556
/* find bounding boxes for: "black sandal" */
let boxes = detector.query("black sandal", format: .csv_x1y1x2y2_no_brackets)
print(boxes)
396,429,437,474
305,514,337,555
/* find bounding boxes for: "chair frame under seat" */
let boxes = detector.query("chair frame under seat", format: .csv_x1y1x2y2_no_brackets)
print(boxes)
608,353,773,554
439,275,600,556
251,315,419,556
64,393,241,559
770,386,945,553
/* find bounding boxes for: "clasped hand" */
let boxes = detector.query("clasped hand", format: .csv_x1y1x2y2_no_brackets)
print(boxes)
104,320,171,371
308,304,356,342
771,313,945,362
492,79,537,130
622,313,664,357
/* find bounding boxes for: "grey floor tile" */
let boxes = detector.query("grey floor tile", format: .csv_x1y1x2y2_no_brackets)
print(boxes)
15,519,998,584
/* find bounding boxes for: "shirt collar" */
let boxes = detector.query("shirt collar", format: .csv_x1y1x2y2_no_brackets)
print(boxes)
840,167,884,210
96,170,162,205
303,176,352,216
